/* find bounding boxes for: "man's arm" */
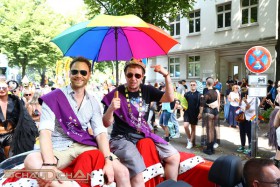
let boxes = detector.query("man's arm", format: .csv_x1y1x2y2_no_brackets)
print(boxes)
150,65,174,103
103,97,120,127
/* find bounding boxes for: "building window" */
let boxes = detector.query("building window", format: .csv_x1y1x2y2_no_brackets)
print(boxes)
241,0,258,24
217,3,231,28
169,15,180,36
189,10,200,33
169,57,180,78
188,56,200,78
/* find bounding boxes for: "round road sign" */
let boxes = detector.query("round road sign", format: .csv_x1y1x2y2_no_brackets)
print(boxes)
244,46,272,74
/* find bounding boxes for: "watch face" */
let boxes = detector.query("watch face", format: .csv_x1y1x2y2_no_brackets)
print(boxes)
109,155,113,161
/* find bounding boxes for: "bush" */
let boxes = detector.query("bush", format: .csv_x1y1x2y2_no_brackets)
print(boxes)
261,107,274,122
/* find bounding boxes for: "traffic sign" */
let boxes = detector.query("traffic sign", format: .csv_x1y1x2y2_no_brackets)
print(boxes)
244,46,272,74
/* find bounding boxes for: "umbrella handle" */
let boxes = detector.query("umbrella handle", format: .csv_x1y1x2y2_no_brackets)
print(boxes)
114,91,119,98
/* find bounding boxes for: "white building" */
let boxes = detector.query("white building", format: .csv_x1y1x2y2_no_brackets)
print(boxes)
146,0,277,91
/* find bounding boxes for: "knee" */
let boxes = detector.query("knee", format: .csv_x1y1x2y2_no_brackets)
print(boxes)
24,152,42,169
165,153,180,165
131,173,144,184
115,164,130,180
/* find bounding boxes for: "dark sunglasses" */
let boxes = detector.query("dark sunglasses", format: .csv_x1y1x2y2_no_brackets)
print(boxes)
190,84,196,86
71,70,88,76
25,94,31,96
0,87,7,91
126,73,142,79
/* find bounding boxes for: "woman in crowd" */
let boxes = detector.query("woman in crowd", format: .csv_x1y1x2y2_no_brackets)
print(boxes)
240,78,248,99
26,90,42,127
268,87,280,167
237,94,259,154
200,77,220,155
228,85,240,128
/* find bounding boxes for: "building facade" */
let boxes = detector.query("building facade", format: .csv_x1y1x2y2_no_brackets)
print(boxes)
146,0,278,91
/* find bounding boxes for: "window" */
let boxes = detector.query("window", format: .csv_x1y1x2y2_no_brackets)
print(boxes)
188,56,200,78
189,10,200,33
169,15,180,36
169,57,180,78
217,3,231,28
241,0,258,24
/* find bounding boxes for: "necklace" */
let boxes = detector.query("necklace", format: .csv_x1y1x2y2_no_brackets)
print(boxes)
125,86,143,133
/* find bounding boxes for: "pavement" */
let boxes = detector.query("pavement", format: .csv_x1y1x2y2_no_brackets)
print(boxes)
153,118,275,162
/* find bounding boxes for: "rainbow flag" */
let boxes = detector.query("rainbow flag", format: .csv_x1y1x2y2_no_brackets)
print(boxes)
250,115,256,121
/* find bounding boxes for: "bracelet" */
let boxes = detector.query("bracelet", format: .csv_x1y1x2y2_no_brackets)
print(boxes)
163,73,169,78
42,163,57,166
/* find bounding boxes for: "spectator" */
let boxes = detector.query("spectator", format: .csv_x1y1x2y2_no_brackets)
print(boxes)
228,85,240,128
27,90,42,127
213,78,222,92
226,76,234,85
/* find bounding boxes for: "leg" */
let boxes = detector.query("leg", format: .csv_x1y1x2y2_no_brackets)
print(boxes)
190,124,196,145
239,121,246,147
24,152,73,187
112,159,131,187
183,122,191,140
163,153,180,181
110,138,146,187
203,113,215,155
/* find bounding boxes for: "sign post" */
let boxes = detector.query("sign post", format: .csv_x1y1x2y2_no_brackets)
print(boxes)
245,46,272,157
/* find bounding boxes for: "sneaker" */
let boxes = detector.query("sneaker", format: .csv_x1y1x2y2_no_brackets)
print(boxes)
243,149,251,155
172,133,180,139
237,146,245,152
213,143,219,149
186,142,193,149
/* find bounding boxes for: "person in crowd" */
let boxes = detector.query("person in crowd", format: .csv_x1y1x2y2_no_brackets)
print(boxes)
169,93,180,139
0,79,38,161
240,78,248,99
23,88,33,108
200,77,220,155
226,76,234,85
213,78,222,92
176,80,186,121
233,75,239,85
147,83,160,132
260,80,278,110
102,58,180,187
243,158,280,187
183,80,201,149
228,85,240,128
267,87,280,168
236,94,259,154
159,90,172,141
223,84,232,122
24,57,130,187
27,90,42,127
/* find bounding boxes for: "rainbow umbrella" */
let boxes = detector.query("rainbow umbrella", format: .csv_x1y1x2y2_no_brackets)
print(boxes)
51,14,179,85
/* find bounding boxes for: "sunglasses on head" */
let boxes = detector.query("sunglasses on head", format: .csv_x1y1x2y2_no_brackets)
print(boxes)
71,69,88,76
25,94,31,96
126,73,142,79
0,87,7,91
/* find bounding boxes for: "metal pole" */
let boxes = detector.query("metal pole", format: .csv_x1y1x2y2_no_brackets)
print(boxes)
251,85,259,157
114,27,119,86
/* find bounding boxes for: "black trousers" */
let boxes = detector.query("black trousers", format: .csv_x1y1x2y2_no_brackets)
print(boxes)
239,120,251,147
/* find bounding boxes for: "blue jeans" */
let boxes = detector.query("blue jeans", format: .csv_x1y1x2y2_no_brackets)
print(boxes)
170,113,180,134
224,98,230,120
159,110,171,126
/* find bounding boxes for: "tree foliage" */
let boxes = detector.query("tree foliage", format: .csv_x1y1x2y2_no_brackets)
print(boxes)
0,0,72,84
84,0,196,29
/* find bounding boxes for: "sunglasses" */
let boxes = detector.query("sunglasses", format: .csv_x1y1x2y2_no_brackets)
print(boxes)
190,84,196,86
71,70,88,76
0,87,7,91
126,73,142,79
25,94,31,96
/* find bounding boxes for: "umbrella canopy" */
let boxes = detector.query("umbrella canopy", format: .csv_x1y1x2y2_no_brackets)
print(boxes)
51,14,179,84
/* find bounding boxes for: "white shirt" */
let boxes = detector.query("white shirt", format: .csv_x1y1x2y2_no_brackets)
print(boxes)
240,96,260,121
39,85,107,151
229,92,240,107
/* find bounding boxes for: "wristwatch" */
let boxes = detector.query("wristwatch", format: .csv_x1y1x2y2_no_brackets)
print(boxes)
105,155,113,161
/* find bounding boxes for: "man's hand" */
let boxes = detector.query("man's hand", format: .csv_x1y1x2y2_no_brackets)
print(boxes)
103,161,114,184
198,113,202,120
109,98,120,111
150,65,168,76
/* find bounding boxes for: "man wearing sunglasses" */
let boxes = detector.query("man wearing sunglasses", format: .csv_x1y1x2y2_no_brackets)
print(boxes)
243,158,280,187
102,58,180,187
24,57,130,187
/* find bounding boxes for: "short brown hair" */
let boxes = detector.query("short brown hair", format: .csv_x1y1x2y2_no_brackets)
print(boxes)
70,57,91,72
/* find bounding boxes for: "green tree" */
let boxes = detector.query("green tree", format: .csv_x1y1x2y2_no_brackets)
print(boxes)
84,0,196,29
0,0,70,85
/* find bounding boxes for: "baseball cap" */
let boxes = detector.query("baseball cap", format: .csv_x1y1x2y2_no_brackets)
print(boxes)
124,58,146,73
